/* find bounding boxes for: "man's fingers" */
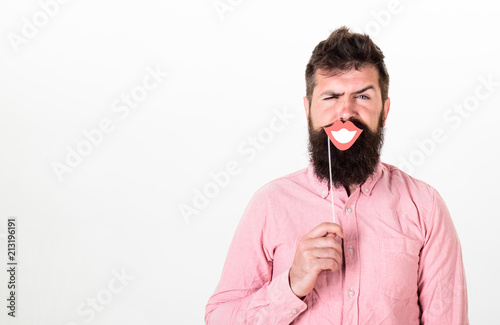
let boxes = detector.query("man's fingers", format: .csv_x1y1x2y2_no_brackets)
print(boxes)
304,222,344,239
313,247,343,261
316,258,340,272
309,236,343,252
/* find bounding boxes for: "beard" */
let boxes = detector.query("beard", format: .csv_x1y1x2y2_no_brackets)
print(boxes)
308,112,385,189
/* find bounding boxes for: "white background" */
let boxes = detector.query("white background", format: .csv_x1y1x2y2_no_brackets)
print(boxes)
0,0,499,324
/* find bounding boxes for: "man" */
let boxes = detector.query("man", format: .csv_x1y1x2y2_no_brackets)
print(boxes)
205,27,468,324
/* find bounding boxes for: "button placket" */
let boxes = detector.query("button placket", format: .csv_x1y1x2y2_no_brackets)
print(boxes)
341,191,360,320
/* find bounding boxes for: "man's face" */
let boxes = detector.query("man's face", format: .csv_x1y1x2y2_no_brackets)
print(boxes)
304,65,391,188
304,65,390,132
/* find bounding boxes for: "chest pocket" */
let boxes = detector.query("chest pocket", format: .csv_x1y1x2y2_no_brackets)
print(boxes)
379,237,422,299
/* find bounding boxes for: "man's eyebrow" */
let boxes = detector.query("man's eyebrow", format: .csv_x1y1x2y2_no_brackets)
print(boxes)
352,85,375,95
319,90,344,97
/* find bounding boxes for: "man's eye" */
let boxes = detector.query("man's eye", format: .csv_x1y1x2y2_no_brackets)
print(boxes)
357,94,369,99
324,96,337,100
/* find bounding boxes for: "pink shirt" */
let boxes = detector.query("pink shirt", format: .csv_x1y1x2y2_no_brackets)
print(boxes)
205,162,468,324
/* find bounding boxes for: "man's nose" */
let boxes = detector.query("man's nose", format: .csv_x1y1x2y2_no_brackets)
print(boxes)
337,98,356,121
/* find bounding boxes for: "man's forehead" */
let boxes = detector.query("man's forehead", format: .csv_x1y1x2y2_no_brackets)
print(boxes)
315,66,380,85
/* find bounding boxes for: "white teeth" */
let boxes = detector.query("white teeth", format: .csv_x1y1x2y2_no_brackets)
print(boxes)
330,129,356,143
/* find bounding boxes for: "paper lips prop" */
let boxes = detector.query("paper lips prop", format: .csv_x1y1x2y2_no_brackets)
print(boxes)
323,120,363,151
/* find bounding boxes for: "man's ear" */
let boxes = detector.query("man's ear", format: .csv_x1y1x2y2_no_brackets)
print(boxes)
382,97,391,126
303,96,310,124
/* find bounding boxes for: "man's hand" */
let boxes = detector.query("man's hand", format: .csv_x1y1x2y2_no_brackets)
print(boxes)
289,222,344,298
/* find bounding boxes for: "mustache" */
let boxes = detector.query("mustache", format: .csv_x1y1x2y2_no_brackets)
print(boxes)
322,118,369,131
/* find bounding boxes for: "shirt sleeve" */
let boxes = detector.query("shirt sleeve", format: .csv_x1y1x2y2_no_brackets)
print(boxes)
418,189,469,324
205,189,308,325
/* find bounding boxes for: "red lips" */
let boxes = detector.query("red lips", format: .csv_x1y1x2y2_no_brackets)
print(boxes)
323,120,363,151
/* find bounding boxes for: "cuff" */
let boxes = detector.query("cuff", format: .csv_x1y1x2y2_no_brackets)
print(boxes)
266,267,308,323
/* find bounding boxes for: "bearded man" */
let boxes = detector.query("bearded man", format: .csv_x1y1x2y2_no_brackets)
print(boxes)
205,27,468,324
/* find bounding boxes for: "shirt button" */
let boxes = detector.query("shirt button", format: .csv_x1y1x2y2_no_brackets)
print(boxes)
346,207,352,213
292,308,299,314
348,246,354,254
348,289,355,297
364,187,369,193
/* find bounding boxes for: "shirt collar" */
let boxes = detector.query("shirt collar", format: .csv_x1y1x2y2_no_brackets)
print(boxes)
307,160,383,198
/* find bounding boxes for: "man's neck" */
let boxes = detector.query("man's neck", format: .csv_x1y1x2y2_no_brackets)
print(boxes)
344,184,357,197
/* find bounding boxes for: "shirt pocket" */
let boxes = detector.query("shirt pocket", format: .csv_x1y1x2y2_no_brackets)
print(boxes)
379,237,422,299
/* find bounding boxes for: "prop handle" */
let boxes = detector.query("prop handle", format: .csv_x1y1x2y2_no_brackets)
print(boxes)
327,137,336,224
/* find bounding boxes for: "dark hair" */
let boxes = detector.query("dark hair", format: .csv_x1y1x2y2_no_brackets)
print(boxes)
305,26,389,103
